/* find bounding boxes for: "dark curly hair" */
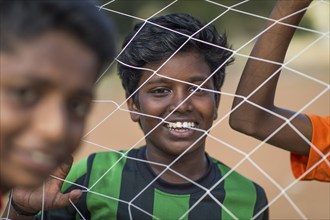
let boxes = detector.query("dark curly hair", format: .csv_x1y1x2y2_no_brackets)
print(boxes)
0,0,116,74
118,13,234,101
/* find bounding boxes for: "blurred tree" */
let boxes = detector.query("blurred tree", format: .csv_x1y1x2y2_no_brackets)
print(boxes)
98,0,314,48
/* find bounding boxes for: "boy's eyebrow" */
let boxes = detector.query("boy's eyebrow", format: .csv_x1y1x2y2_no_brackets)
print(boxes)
189,76,212,83
146,75,211,85
15,74,54,86
19,75,93,97
145,77,171,85
77,90,94,99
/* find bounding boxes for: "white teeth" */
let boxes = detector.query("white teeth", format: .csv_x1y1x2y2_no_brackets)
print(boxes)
166,121,196,129
30,151,54,165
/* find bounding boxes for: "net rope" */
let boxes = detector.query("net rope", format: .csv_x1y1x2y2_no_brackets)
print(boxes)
3,0,328,219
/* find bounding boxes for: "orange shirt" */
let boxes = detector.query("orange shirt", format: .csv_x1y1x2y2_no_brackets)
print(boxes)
290,115,330,182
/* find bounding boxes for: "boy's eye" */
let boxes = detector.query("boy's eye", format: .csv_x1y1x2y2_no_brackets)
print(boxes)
8,87,39,105
150,88,171,95
68,99,91,118
188,85,204,93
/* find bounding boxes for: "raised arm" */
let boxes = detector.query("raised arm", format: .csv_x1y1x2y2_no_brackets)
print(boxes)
229,0,313,155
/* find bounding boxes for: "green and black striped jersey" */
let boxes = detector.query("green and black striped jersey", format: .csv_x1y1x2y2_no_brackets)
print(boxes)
39,147,268,220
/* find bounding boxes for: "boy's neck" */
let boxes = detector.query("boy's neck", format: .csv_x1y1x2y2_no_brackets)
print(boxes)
145,146,209,184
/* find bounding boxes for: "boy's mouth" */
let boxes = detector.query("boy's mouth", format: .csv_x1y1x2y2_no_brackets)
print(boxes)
164,121,197,131
29,150,57,166
163,121,197,138
11,146,59,175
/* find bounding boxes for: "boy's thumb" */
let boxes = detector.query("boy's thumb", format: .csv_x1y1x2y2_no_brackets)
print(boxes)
53,189,82,208
69,189,82,204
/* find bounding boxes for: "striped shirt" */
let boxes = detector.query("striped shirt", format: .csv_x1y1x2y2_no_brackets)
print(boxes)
39,147,268,220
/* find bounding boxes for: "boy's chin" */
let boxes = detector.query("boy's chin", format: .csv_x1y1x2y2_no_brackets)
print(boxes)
163,145,201,158
169,140,205,153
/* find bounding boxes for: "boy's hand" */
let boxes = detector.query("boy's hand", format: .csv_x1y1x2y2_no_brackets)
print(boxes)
11,156,82,214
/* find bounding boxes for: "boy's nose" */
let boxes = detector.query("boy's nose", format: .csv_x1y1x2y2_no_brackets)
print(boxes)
169,91,193,114
34,98,68,145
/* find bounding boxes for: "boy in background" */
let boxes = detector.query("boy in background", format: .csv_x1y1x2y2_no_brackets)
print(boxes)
0,0,115,213
230,0,329,182
10,13,268,220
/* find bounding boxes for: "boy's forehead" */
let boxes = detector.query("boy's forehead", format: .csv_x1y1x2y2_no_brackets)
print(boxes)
142,52,212,82
1,31,98,90
23,32,97,72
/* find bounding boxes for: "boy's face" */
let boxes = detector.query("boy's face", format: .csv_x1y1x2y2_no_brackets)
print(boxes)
0,31,98,189
128,52,219,161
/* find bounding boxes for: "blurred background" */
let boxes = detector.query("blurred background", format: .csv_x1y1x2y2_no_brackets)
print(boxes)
2,0,329,219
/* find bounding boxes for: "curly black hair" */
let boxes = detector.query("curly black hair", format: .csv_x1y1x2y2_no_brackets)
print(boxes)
118,13,234,100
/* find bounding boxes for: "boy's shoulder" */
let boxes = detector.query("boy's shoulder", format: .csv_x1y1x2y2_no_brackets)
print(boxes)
210,156,266,194
62,149,139,190
210,156,268,218
84,148,140,172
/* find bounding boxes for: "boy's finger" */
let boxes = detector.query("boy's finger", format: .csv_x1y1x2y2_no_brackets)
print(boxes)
52,189,82,209
69,189,83,203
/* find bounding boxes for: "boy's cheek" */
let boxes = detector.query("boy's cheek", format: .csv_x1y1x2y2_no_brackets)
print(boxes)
69,123,85,153
0,99,34,166
58,118,87,157
0,100,29,139
0,108,21,181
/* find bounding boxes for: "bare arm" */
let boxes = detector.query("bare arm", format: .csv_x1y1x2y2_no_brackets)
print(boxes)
229,0,313,155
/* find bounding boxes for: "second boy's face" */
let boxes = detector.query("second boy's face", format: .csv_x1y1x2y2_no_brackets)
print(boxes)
128,52,219,162
0,31,98,189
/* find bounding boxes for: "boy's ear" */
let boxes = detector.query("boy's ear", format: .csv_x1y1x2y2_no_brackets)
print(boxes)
213,93,221,120
127,94,140,122
213,111,218,120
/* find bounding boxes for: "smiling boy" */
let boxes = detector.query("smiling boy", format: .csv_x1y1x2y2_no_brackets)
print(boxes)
9,13,268,220
127,52,218,181
0,0,115,213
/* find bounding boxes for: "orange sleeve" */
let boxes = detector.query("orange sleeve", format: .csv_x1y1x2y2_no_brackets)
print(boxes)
290,115,330,182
